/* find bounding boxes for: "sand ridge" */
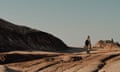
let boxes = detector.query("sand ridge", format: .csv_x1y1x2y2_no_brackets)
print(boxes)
0,48,120,72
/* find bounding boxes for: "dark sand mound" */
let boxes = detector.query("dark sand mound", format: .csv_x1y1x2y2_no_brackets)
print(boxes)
0,19,67,52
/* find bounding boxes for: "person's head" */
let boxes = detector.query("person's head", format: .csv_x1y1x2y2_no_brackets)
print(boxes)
87,35,90,40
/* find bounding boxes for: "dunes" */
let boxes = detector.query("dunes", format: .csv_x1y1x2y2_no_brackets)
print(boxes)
0,48,119,72
0,19,67,52
0,19,120,72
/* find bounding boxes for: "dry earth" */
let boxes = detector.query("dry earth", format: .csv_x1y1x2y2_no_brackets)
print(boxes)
0,48,120,72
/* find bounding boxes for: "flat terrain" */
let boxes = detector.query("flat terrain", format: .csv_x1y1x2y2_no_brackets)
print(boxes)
0,48,120,72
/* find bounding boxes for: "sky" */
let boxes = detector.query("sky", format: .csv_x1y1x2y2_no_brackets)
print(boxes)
0,0,120,47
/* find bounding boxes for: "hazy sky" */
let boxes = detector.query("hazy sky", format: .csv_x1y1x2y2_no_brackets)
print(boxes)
0,0,120,47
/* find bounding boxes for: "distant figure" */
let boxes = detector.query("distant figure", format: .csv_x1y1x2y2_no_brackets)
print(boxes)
111,38,114,48
85,35,91,54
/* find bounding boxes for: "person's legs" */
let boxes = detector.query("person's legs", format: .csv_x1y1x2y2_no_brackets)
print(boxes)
85,45,90,54
85,45,89,54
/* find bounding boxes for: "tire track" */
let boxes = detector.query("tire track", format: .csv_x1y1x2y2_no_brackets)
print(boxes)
36,61,60,72
93,53,120,72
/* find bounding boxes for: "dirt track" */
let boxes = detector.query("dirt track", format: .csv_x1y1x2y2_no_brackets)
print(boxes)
0,48,120,72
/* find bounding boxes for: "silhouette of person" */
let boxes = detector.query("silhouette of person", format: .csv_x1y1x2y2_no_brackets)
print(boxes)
111,38,114,48
85,35,91,54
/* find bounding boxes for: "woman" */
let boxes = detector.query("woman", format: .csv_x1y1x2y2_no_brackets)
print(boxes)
85,35,91,54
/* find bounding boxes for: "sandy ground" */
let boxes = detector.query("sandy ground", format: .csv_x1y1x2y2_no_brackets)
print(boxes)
0,48,120,72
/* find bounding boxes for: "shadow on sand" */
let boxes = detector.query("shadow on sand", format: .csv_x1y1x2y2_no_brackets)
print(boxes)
48,47,86,53
59,47,86,53
39,46,86,53
42,47,86,53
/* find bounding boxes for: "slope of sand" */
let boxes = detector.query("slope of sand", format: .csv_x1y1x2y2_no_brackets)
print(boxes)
0,48,120,72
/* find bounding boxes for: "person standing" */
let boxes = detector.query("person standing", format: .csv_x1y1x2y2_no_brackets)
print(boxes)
111,38,114,48
85,35,91,54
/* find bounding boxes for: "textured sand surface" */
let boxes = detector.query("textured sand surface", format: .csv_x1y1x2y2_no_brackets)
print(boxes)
0,48,120,72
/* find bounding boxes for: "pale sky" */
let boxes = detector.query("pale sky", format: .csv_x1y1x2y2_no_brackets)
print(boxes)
0,0,120,47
